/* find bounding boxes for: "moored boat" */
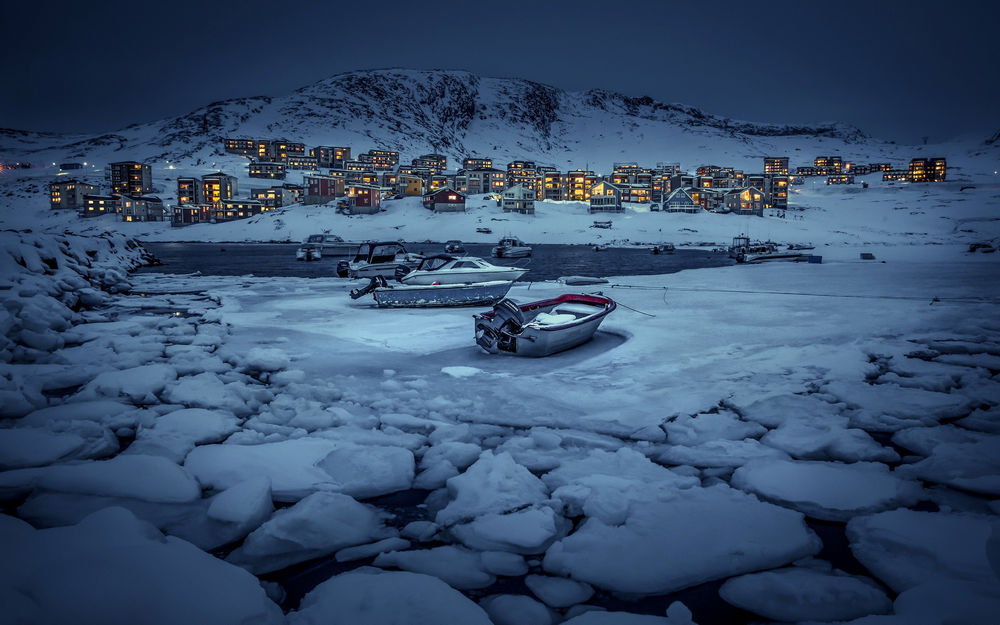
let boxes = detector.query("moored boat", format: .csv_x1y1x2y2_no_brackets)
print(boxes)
350,276,514,308
492,236,532,258
397,255,528,285
337,241,423,279
474,294,616,357
729,235,809,263
304,233,360,257
296,243,322,261
444,240,466,254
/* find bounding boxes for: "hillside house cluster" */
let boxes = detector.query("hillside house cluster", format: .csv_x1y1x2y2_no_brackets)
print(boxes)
792,155,946,185
49,161,165,221
172,170,304,226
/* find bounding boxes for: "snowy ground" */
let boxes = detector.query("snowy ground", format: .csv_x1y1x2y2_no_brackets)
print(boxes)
2,222,999,623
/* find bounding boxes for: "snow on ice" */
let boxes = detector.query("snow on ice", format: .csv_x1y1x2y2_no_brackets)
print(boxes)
2,140,1000,624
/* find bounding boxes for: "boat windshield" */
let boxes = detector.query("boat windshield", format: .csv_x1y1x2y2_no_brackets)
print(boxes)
418,255,455,271
307,234,323,243
369,244,405,263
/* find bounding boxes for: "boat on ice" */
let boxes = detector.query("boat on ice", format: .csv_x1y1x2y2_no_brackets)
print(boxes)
396,255,528,285
350,276,514,308
336,241,423,279
304,233,360,257
296,243,322,261
492,236,532,258
729,235,810,264
474,294,616,357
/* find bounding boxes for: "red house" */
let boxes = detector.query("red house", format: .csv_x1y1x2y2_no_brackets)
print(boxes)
422,187,466,213
304,174,345,205
347,184,382,214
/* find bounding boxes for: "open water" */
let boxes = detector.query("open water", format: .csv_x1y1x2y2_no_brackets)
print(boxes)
135,241,734,281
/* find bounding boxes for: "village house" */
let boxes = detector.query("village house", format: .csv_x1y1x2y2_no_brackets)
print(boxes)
795,166,818,176
285,154,319,170
214,199,265,222
50,179,98,209
589,181,623,213
223,138,256,157
565,169,599,201
358,149,399,171
664,187,700,213
108,161,152,196
427,175,449,192
463,168,505,195
248,161,286,180
172,204,213,227
120,196,165,222
542,170,564,201
303,174,345,204
827,174,855,185
745,174,788,209
462,157,492,170
251,186,298,209
346,184,382,214
422,187,466,213
397,174,425,196
344,159,368,172
724,187,765,215
81,194,121,217
201,172,238,203
909,158,947,182
506,161,539,194
764,157,789,175
412,153,447,172
176,177,201,205
813,156,843,175
311,146,351,169
502,185,535,214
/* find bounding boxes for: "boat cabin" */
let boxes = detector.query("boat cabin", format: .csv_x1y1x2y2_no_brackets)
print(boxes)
497,237,527,248
351,241,409,264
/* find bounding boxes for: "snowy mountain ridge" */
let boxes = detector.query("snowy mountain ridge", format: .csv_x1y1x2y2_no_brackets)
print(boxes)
1,69,871,169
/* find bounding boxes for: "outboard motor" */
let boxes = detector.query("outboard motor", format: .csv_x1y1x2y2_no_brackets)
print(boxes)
475,298,524,353
394,264,412,282
349,275,388,300
493,298,525,333
336,260,350,278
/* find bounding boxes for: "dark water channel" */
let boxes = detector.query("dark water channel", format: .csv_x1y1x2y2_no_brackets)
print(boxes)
135,241,734,281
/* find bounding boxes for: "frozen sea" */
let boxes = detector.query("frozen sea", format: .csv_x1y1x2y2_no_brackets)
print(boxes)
3,225,999,624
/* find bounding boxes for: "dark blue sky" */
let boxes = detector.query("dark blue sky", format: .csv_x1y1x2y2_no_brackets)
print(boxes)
2,0,995,143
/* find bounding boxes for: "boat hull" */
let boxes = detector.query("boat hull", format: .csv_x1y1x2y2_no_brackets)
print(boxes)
742,252,811,264
372,281,514,308
492,246,532,258
474,294,616,357
400,269,527,285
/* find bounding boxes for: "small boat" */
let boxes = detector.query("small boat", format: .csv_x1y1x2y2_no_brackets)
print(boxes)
591,220,612,229
296,243,322,261
651,243,675,254
444,240,466,254
304,233,359,257
336,241,423,279
350,276,514,308
787,243,815,251
397,255,528,285
492,236,532,258
476,227,493,234
474,294,616,357
729,235,809,264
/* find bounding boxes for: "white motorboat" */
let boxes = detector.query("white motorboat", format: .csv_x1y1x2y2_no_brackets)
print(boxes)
729,236,810,264
444,240,466,254
492,236,532,258
474,294,616,357
295,243,322,261
350,276,515,308
396,255,528,285
304,233,360,257
336,241,423,279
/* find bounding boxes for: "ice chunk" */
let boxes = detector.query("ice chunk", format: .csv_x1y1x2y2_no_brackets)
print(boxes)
824,380,972,432
161,372,252,415
0,454,201,503
335,537,410,562
126,408,241,463
663,410,765,445
737,393,844,428
241,347,290,373
718,567,891,621
185,438,414,501
450,506,563,553
480,594,555,625
0,428,85,469
761,417,898,462
435,450,548,526
19,400,137,429
731,459,923,521
78,363,177,403
847,509,1000,592
480,550,529,576
374,544,496,589
895,435,1000,496
543,484,821,595
562,611,689,624
227,491,392,574
654,438,789,468
525,574,594,608
288,569,492,625
0,507,283,624
206,476,273,524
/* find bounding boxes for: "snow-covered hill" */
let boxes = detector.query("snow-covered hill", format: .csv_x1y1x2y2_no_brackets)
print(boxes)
0,69,879,172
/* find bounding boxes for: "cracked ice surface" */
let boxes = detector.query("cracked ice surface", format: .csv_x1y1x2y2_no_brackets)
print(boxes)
2,230,1000,623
